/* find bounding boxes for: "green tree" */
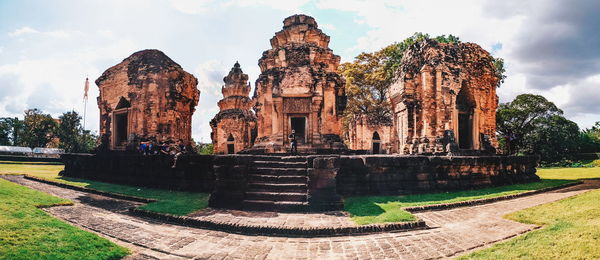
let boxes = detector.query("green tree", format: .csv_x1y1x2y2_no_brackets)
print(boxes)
497,94,580,162
523,115,581,162
0,117,24,146
21,109,57,148
580,121,600,153
57,111,97,153
492,57,507,87
57,111,80,151
196,143,213,155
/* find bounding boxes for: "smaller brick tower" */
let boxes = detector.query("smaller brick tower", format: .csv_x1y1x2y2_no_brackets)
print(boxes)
210,62,257,154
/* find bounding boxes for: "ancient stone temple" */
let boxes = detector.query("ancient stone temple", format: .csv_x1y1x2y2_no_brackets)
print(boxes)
346,117,394,154
210,62,257,154
251,14,347,153
96,49,199,150
389,39,499,154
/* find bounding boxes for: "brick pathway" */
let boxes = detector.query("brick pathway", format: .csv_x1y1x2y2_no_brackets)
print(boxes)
188,208,356,229
2,175,598,260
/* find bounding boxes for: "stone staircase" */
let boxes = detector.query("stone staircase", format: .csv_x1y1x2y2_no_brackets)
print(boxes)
242,156,310,212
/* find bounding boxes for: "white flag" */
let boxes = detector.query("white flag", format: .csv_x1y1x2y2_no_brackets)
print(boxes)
84,77,89,100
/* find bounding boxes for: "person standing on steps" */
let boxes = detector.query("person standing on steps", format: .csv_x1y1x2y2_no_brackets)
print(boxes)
289,130,298,155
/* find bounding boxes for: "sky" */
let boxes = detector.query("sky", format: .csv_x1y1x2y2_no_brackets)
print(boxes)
1,0,599,143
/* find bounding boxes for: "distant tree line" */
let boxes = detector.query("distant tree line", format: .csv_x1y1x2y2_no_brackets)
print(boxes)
0,109,97,153
497,94,600,164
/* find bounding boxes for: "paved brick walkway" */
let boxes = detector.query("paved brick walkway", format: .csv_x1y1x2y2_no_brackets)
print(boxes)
2,175,598,260
188,208,356,229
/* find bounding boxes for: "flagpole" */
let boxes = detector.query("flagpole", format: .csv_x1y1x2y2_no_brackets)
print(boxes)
83,97,87,130
83,77,89,130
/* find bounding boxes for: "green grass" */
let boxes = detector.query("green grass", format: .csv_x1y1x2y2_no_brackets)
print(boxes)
0,178,129,260
459,187,600,259
344,179,574,225
0,162,209,216
537,167,600,180
345,167,600,225
0,162,65,177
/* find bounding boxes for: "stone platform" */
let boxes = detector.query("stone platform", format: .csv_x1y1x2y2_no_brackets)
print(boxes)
61,153,539,212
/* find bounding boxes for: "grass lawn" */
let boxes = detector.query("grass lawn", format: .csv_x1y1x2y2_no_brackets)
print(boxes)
344,179,574,225
460,187,600,259
345,167,600,225
537,167,600,180
0,162,209,216
0,178,129,260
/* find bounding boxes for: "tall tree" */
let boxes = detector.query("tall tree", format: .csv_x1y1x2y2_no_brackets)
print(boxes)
0,117,24,146
497,94,581,162
523,115,581,162
496,94,563,154
57,111,82,152
21,109,57,148
57,111,97,153
580,121,600,153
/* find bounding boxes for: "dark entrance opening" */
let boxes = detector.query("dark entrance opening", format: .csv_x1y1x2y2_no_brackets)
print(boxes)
456,86,474,150
372,132,381,154
458,113,472,149
227,134,235,154
291,117,306,144
114,112,128,146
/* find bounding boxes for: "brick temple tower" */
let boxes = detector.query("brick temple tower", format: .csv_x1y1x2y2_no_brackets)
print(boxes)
210,62,257,154
389,39,500,154
96,49,199,150
250,14,347,153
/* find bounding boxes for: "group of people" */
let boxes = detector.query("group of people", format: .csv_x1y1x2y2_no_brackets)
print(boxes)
138,138,190,168
138,139,187,155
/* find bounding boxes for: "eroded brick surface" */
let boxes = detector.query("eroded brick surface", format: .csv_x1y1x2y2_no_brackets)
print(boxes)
3,175,597,260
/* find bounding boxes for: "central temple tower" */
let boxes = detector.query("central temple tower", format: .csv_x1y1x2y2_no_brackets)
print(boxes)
251,14,347,153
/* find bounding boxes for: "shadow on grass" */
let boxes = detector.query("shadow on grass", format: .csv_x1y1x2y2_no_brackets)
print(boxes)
344,179,575,218
55,176,210,216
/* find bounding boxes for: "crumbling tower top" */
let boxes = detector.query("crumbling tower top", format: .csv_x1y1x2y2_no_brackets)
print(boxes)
269,14,331,49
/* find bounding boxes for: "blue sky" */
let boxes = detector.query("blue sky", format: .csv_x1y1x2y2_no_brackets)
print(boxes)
1,0,599,142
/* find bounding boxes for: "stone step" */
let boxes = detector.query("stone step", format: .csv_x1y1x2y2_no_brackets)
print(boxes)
247,183,307,193
251,156,307,162
247,174,307,184
251,167,307,176
253,161,307,168
245,191,307,202
242,200,309,212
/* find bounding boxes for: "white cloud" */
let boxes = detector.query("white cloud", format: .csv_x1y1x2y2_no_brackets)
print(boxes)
8,26,39,37
320,23,336,31
226,0,310,11
170,0,310,14
191,60,229,143
170,0,214,14
0,28,139,134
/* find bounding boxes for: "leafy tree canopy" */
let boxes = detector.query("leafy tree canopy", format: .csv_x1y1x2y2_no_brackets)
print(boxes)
497,94,582,162
57,111,97,153
21,109,57,148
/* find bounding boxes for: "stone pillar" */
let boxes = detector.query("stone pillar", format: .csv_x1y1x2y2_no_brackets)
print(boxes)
472,108,480,149
307,156,344,211
311,97,323,145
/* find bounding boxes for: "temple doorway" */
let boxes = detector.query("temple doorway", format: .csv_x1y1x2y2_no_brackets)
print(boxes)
456,87,474,150
114,111,128,147
227,134,235,154
290,117,306,144
112,97,131,148
372,132,381,154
